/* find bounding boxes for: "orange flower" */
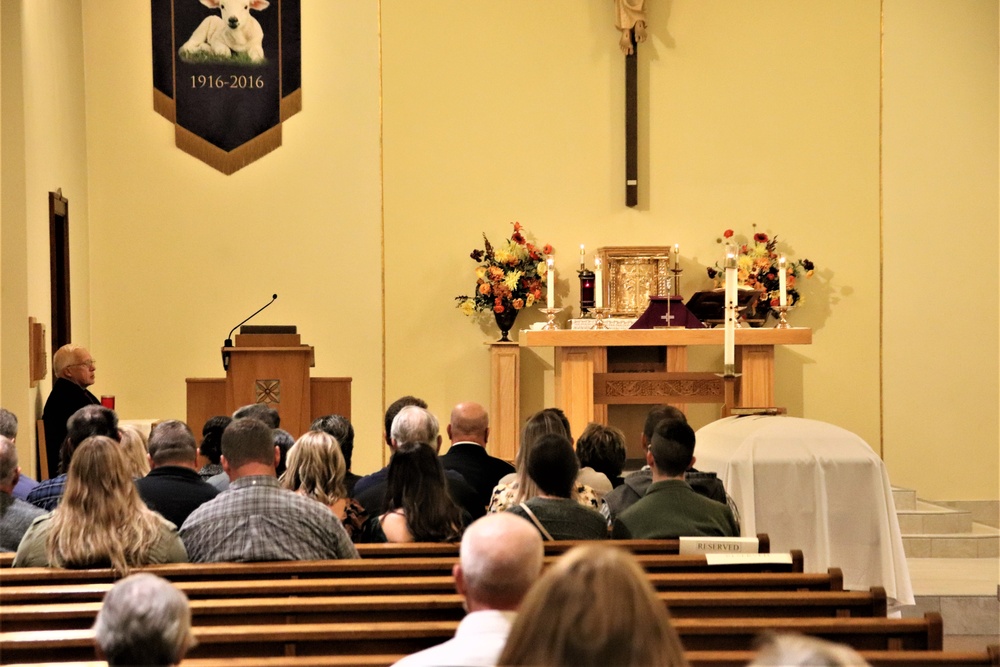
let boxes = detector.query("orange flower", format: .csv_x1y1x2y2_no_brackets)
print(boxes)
542,244,553,255
513,298,525,310
479,283,491,296
493,304,505,314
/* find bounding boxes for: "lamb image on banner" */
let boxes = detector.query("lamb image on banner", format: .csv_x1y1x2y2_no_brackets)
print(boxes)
151,0,302,174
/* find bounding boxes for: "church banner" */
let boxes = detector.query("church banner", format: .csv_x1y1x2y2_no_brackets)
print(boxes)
151,0,301,174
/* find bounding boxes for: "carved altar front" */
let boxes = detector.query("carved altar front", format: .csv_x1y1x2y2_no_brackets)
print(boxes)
516,328,811,440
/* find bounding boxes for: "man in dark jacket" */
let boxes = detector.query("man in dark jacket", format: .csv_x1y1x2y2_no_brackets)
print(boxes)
136,420,219,528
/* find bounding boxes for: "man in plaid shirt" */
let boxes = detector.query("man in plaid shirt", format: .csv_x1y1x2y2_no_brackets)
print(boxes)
179,418,358,562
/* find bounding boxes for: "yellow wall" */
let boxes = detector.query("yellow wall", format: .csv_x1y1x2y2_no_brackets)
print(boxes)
1,1,996,499
882,0,999,499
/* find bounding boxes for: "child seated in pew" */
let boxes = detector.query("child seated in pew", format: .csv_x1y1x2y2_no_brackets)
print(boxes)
499,545,689,666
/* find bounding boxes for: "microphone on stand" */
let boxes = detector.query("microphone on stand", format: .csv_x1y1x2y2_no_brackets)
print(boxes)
222,294,278,370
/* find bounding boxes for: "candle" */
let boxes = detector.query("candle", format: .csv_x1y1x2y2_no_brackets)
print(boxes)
724,246,737,369
673,243,680,270
778,256,788,307
546,258,555,309
579,244,585,270
595,257,604,309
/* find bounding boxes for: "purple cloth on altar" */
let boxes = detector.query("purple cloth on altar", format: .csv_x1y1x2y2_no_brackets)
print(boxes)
630,296,706,329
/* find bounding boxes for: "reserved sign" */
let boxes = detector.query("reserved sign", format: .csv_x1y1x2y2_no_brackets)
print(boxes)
678,536,760,554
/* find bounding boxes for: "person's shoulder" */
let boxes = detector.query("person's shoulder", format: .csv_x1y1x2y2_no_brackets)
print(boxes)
10,497,46,519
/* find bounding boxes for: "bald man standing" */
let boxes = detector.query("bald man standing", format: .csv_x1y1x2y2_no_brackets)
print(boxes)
41,345,100,479
392,513,544,667
439,402,515,510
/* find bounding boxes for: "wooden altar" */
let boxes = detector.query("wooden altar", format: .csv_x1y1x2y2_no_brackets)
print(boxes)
490,327,811,453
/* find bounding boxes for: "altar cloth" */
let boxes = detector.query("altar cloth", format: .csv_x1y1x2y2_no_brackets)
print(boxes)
695,416,914,608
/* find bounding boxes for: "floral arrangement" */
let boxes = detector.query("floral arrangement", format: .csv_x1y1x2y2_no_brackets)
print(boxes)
706,226,816,320
455,222,553,317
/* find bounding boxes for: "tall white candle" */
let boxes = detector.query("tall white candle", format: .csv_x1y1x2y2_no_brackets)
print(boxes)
673,243,680,270
724,247,737,368
778,256,788,307
579,244,585,270
594,257,604,309
546,258,555,309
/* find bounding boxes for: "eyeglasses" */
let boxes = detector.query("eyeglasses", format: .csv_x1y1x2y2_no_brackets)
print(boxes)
67,359,96,369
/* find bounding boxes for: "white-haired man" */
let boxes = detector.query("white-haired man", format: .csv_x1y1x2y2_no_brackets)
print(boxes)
355,405,482,519
392,513,544,667
41,344,100,478
93,573,194,666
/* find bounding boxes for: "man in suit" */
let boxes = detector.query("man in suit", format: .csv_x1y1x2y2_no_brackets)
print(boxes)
41,345,100,478
439,402,514,510
355,404,483,520
611,420,738,539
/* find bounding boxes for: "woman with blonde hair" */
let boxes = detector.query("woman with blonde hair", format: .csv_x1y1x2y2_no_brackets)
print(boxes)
280,430,367,539
118,424,150,479
13,436,187,573
488,408,599,513
498,545,689,667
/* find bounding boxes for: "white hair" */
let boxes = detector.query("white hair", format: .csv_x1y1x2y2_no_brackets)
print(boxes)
749,632,871,667
459,513,544,609
390,405,439,447
0,437,18,486
93,573,193,666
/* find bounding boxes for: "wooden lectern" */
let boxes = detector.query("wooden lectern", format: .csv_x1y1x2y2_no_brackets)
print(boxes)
186,326,351,438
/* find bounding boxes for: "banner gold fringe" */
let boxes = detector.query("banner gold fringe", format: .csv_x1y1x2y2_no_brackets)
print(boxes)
281,88,302,122
175,124,283,175
153,89,176,123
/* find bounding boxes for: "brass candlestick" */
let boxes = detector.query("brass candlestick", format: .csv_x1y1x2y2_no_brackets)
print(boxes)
591,307,611,329
774,305,793,329
540,307,563,330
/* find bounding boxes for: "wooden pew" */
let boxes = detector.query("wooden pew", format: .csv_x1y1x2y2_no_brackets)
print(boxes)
0,567,842,605
0,536,771,568
0,587,887,632
353,535,771,558
6,648,1000,667
0,550,802,588
0,613,945,662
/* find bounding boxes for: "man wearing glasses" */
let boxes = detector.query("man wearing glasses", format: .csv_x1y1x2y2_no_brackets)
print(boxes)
41,345,100,479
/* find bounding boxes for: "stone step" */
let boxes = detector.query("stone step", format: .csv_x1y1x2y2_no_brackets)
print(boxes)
892,486,917,510
902,523,1000,558
897,500,974,534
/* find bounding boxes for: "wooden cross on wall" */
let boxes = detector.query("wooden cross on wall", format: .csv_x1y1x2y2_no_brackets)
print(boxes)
615,0,648,207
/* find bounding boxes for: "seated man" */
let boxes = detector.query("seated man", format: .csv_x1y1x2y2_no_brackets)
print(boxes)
392,513,544,667
602,405,728,522
354,395,427,497
611,420,738,539
136,420,219,528
179,418,358,562
93,573,194,666
27,405,120,511
355,403,482,520
439,402,515,509
0,437,45,551
0,408,38,500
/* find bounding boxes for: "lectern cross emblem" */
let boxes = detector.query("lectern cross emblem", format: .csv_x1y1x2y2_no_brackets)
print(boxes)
255,379,281,404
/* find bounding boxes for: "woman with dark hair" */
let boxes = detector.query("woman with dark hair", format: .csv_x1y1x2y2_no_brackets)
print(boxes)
197,416,230,480
488,408,600,513
507,433,608,540
576,422,628,490
360,442,467,543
